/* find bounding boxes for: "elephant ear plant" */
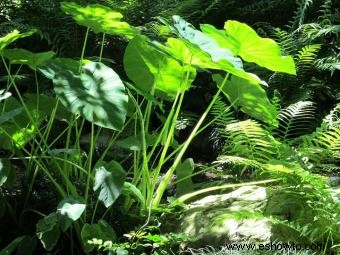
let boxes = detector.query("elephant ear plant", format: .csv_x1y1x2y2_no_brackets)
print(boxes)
0,2,295,253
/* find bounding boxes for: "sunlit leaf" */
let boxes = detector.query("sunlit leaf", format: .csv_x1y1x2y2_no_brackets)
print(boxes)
40,60,128,130
153,38,262,84
172,16,243,69
0,30,36,53
93,160,127,208
124,36,196,98
213,74,278,126
61,2,138,38
0,89,11,102
224,20,296,74
2,49,55,70
57,198,86,231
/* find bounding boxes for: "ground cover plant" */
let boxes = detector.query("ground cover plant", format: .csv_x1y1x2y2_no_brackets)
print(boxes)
0,0,339,254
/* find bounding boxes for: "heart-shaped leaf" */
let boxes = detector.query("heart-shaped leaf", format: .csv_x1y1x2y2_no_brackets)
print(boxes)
124,36,196,98
40,60,128,130
176,158,194,196
36,213,60,252
57,198,86,231
61,2,138,38
2,48,55,70
172,16,243,69
93,160,127,208
213,74,278,126
153,38,263,84
0,30,36,53
224,20,296,74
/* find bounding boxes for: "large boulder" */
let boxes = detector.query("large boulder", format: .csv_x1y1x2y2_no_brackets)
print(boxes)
177,186,306,248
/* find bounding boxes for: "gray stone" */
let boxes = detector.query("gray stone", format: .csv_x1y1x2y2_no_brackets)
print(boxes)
178,186,305,249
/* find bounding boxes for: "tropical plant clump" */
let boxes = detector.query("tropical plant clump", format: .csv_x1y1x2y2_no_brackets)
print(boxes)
0,0,338,255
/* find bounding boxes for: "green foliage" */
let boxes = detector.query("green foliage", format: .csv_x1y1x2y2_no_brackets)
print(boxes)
60,2,139,38
123,35,197,98
276,101,316,140
93,160,127,208
40,60,129,130
36,198,85,251
81,220,117,252
2,49,55,70
213,74,278,126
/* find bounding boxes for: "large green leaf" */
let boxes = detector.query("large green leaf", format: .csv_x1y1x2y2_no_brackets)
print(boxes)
60,2,138,38
36,197,85,251
41,60,128,130
176,158,194,196
153,38,263,85
124,36,196,98
2,48,55,70
224,20,296,74
93,160,127,208
57,198,86,231
0,30,36,53
36,213,60,252
121,182,145,205
81,220,117,252
172,16,243,69
38,58,88,79
213,74,278,126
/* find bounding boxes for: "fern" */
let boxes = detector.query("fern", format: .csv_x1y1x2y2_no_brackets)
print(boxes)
273,27,298,55
295,44,321,80
318,0,333,25
314,54,340,74
290,0,314,30
275,101,316,140
222,120,280,163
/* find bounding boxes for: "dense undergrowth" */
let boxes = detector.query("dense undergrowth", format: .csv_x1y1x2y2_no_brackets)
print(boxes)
0,0,339,254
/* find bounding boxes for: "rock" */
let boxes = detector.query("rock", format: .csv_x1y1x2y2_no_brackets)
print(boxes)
178,186,306,249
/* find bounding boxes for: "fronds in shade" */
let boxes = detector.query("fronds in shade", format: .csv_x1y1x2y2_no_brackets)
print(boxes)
276,101,316,140
289,0,314,30
314,54,340,75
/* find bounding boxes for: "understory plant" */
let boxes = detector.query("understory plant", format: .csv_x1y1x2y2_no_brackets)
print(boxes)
0,1,320,254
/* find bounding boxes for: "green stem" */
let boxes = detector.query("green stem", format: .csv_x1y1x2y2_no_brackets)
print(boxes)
152,73,230,207
99,33,106,62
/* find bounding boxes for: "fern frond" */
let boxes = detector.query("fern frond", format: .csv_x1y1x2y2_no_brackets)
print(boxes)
273,27,297,55
276,101,316,140
301,23,340,41
214,155,263,170
302,127,340,152
318,0,333,25
210,96,236,128
222,120,280,163
314,54,340,75
290,0,314,30
323,104,340,127
295,44,321,79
